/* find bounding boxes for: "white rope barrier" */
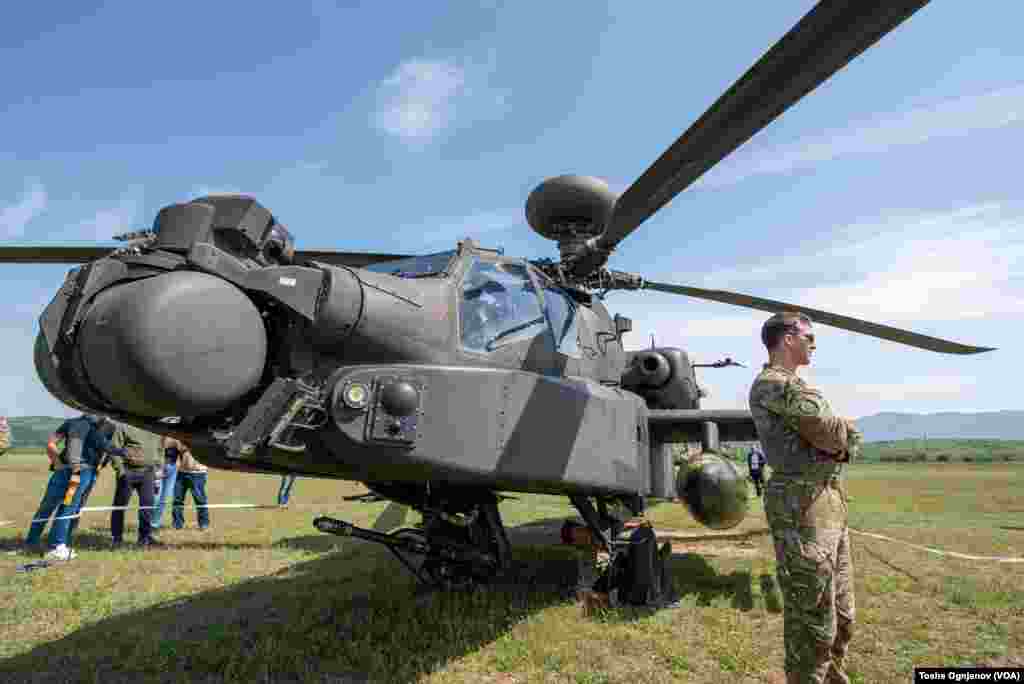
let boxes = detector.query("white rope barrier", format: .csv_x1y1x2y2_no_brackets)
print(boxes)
1,502,324,527
849,527,1024,563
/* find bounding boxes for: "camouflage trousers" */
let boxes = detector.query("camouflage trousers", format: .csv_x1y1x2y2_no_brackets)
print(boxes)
765,476,855,684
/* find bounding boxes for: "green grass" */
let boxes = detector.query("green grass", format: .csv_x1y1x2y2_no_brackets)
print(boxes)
862,438,1024,463
1,453,1023,682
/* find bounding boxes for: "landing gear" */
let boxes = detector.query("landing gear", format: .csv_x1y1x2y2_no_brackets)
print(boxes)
568,495,676,609
314,494,511,591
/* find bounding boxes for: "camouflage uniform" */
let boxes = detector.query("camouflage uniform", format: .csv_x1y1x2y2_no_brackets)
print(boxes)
749,364,862,684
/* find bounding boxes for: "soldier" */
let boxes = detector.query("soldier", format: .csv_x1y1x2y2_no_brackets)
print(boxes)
748,312,862,684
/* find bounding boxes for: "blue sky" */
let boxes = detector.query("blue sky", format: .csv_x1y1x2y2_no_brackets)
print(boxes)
1,1,1021,419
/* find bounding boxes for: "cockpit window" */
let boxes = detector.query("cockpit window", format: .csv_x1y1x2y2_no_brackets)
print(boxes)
364,250,456,277
540,283,580,357
460,258,547,353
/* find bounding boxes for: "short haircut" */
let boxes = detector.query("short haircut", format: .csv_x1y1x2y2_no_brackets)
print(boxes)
761,311,812,350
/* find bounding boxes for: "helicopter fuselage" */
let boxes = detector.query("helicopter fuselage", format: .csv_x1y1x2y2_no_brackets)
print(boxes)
34,206,666,500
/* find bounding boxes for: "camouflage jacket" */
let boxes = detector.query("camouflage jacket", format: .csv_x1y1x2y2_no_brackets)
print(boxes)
748,364,861,480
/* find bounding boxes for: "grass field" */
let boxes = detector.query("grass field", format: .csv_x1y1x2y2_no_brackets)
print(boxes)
1,453,1022,683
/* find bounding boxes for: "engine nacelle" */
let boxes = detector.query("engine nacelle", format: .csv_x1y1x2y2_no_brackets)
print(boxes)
621,347,700,410
77,271,269,417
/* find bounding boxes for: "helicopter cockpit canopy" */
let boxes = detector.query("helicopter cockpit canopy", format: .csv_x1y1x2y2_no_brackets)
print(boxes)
460,258,547,353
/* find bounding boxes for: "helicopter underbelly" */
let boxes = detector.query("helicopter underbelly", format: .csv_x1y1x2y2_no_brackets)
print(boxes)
316,365,650,496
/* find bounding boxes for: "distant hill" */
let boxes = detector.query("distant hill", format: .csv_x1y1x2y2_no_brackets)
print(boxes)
855,411,1024,442
8,416,66,449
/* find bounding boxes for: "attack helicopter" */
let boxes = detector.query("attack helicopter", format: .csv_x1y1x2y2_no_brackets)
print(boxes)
0,0,995,597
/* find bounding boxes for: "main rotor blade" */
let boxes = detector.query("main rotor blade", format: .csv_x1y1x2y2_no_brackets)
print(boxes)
599,0,931,249
0,244,413,268
0,245,115,264
294,249,414,268
643,280,994,355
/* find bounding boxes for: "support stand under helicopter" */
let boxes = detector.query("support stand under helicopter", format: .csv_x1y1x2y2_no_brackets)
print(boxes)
313,488,675,607
314,491,512,592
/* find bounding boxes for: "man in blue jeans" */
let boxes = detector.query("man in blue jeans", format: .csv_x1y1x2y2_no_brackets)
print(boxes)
168,437,210,530
109,421,163,548
67,419,118,541
277,474,297,507
150,435,180,532
25,414,127,561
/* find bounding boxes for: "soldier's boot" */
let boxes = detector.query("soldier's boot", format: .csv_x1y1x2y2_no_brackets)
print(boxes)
825,622,853,683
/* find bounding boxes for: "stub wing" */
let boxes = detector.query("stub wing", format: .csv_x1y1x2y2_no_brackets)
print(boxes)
647,409,758,444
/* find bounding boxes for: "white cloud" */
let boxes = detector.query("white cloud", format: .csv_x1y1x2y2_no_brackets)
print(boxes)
672,203,1024,325
374,59,466,141
613,201,1020,416
702,83,1024,187
372,55,508,142
0,181,47,239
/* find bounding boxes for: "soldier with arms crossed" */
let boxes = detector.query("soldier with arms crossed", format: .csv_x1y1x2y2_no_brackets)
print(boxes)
749,312,862,684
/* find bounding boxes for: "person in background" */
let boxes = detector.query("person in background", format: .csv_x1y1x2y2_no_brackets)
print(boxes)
108,420,163,548
26,414,127,561
748,442,766,497
0,415,10,457
277,474,297,507
151,435,180,532
67,418,118,541
170,437,210,530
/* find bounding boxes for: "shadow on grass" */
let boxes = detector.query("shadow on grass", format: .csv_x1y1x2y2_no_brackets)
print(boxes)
0,529,115,553
274,534,349,554
670,552,760,612
0,516,782,682
587,551,782,624
0,528,585,684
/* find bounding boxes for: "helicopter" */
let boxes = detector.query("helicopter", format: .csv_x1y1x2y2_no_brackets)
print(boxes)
0,0,996,596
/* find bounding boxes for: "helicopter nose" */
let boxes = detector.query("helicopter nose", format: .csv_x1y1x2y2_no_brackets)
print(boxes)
77,271,267,417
